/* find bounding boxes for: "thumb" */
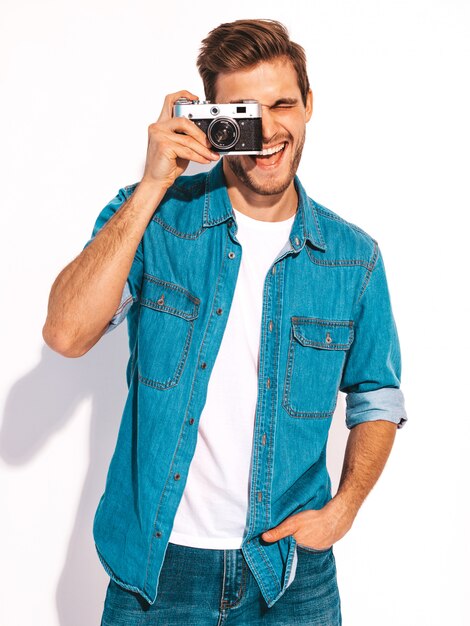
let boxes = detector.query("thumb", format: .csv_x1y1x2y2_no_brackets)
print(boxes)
261,520,293,543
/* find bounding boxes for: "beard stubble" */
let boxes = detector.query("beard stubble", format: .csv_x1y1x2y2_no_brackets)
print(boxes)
224,128,306,197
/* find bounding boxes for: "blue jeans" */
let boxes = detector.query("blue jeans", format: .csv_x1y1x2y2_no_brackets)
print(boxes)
100,541,342,625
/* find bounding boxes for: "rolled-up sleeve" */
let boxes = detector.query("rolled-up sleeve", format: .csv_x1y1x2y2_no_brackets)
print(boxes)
82,185,143,333
339,244,408,429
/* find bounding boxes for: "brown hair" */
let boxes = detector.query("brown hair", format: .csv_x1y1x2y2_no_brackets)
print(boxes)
196,19,310,107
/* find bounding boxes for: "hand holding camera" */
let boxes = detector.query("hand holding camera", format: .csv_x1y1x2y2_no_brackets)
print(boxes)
141,90,220,191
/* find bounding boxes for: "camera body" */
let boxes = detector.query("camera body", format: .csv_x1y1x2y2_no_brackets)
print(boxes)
172,98,263,155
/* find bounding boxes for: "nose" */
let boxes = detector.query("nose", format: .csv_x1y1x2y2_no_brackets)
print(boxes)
261,107,279,144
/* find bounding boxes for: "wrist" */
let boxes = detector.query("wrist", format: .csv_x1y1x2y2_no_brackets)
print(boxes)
325,493,358,530
139,176,172,197
132,178,171,216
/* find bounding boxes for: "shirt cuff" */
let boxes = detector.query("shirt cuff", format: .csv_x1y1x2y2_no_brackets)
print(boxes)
345,387,408,430
104,281,134,334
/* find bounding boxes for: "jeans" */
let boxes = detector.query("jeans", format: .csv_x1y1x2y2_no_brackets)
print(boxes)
100,541,342,625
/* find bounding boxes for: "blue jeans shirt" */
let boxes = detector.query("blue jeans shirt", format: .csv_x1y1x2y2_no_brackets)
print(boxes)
83,159,407,608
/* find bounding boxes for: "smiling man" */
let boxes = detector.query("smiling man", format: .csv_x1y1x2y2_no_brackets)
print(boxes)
43,18,407,626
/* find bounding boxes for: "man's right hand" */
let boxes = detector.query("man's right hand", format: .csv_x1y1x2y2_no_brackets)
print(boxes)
141,90,220,190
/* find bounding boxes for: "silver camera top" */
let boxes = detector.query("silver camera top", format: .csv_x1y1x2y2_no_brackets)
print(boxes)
173,98,261,120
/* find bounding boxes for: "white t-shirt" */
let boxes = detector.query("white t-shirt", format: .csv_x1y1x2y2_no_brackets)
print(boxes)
169,205,295,549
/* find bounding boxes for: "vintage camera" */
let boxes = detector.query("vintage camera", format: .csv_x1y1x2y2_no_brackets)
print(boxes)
172,97,263,155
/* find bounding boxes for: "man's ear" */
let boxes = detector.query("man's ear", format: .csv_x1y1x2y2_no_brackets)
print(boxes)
305,89,313,122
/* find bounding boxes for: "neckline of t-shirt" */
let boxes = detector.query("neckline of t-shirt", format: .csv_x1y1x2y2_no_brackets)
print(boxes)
232,206,296,228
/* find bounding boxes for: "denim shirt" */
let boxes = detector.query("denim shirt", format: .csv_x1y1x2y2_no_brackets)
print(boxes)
83,159,407,608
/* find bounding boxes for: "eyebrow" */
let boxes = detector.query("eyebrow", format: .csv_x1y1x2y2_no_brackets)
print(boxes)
229,98,299,107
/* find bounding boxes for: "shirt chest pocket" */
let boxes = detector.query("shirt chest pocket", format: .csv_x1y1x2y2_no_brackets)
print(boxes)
282,317,354,418
137,273,200,390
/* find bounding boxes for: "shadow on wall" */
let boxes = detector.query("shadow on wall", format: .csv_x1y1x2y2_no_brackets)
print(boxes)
0,327,129,626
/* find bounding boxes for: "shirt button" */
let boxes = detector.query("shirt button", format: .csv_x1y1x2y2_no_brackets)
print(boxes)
261,433,267,445
294,236,300,246
174,473,181,480
325,333,332,344
268,320,273,332
257,491,263,502
266,377,271,389
201,362,207,369
216,308,223,315
272,265,276,275
228,219,233,227
228,251,235,259
189,418,195,425
155,531,162,538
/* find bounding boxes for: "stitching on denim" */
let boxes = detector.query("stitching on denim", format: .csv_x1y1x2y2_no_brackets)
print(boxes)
150,215,205,239
280,538,297,597
147,175,207,235
282,403,334,419
305,247,373,268
205,170,227,226
140,298,197,321
204,172,211,224
172,178,205,195
137,321,194,390
144,221,231,589
292,317,353,327
143,273,201,305
306,202,379,267
308,198,327,248
282,322,341,418
137,274,199,387
142,390,197,590
204,167,233,226
292,318,354,350
264,261,284,529
253,540,279,589
220,552,248,609
294,194,306,247
219,551,227,612
293,339,352,350
245,266,268,539
241,547,271,604
358,240,380,302
143,389,192,588
250,285,266,532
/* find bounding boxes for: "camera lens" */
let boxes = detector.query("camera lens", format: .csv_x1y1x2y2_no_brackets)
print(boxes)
207,117,240,150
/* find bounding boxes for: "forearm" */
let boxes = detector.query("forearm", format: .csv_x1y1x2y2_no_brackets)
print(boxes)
328,419,397,524
43,180,167,356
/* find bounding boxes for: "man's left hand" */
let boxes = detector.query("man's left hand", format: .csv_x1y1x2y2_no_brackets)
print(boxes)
260,498,355,550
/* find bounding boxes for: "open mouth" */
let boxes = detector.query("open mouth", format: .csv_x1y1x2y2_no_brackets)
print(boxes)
251,141,288,168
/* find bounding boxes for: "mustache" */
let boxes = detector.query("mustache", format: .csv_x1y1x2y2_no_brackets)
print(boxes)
261,134,292,146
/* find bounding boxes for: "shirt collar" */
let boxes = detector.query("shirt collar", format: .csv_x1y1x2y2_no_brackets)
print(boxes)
202,159,326,252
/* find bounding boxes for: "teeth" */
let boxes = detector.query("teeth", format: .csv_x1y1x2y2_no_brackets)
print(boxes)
260,142,286,156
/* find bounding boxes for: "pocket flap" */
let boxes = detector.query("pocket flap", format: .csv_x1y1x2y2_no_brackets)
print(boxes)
292,317,354,350
141,273,200,321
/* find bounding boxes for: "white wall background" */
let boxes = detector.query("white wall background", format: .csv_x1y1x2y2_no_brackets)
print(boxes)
1,1,469,624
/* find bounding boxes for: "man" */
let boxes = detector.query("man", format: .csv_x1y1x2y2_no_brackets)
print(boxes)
43,18,407,626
